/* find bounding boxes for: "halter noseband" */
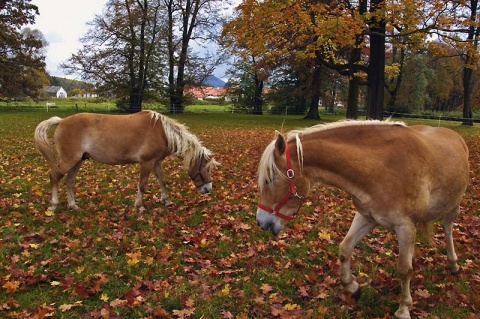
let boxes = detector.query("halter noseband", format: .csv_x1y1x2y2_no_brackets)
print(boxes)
257,143,304,221
192,153,211,188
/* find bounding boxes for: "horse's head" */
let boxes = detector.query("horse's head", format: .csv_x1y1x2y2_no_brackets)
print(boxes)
188,149,218,194
256,133,309,236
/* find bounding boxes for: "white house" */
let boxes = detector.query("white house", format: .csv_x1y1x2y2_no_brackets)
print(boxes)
44,86,68,98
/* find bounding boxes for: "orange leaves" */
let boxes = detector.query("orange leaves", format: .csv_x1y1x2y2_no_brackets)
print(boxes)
2,116,480,318
2,281,20,294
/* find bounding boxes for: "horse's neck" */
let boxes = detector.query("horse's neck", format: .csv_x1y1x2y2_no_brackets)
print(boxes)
297,138,369,201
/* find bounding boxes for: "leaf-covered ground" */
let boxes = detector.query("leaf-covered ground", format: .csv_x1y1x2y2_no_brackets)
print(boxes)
0,111,479,319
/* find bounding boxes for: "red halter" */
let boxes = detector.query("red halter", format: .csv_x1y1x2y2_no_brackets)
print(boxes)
257,144,303,221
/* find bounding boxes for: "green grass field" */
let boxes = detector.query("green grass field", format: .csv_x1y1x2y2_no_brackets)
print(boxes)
0,108,479,318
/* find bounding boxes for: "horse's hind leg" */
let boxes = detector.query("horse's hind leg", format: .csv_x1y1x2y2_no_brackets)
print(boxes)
65,161,83,210
339,212,376,299
135,161,154,211
153,162,172,206
442,206,460,273
48,170,64,211
393,222,417,319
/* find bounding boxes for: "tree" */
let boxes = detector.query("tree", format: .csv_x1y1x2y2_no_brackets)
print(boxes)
165,0,232,113
0,0,47,100
62,0,164,112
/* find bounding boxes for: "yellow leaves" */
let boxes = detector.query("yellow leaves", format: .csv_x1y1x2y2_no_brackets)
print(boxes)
220,284,231,296
76,266,85,274
2,281,20,293
318,230,331,240
126,252,141,267
50,281,60,287
45,209,55,217
100,293,109,302
284,303,298,310
385,63,401,79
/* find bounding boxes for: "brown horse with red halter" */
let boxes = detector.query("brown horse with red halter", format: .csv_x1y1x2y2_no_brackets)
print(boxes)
256,120,469,319
35,110,217,211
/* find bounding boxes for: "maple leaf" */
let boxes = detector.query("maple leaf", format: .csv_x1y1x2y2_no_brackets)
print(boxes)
185,298,195,308
298,286,309,298
110,298,127,308
318,230,331,240
415,288,431,299
284,303,298,310
59,301,82,312
45,210,55,217
75,285,90,298
260,283,273,294
220,284,230,296
2,281,20,293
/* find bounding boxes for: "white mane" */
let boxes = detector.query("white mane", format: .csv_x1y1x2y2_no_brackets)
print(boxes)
258,120,406,192
147,110,214,168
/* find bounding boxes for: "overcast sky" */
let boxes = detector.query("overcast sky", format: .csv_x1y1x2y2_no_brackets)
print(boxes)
30,0,235,81
30,0,106,79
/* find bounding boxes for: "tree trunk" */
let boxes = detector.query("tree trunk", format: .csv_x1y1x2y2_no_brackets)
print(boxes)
129,87,143,113
463,66,474,126
366,0,386,120
252,72,263,115
462,0,478,126
304,65,321,120
346,76,359,119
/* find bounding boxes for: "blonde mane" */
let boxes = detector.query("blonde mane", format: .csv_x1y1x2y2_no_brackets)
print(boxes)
258,120,406,192
147,110,214,168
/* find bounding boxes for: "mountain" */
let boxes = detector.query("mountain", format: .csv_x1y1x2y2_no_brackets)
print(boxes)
202,75,225,88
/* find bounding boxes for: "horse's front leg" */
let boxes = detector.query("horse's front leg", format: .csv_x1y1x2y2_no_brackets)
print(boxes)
136,162,154,211
153,161,172,206
393,222,417,319
339,212,376,299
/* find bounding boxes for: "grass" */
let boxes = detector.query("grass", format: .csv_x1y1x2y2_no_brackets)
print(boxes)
0,107,479,318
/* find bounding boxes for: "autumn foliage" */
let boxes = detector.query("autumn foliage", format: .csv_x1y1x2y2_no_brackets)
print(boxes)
0,111,479,318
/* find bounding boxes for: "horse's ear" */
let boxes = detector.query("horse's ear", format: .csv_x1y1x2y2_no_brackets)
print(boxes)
275,133,286,155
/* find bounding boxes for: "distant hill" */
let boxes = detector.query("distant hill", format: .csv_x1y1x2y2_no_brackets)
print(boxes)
202,75,225,88
48,75,93,92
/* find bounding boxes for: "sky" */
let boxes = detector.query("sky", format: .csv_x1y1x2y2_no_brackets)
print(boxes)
30,0,234,81
30,0,107,79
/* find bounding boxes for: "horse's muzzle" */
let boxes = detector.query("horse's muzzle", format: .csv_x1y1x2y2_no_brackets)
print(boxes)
199,182,212,194
256,209,282,236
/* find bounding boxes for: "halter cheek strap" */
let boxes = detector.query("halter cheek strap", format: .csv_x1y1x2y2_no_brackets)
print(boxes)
192,153,211,187
257,144,303,221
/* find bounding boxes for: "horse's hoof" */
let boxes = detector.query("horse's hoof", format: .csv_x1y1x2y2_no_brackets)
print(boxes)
449,263,460,274
394,308,411,319
352,287,362,301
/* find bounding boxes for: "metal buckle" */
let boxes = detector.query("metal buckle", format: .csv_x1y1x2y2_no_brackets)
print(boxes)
286,169,295,179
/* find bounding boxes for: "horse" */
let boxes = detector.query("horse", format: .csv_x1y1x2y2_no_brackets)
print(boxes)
256,120,469,319
34,110,217,211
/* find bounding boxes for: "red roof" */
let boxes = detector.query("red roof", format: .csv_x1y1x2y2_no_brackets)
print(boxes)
185,86,227,99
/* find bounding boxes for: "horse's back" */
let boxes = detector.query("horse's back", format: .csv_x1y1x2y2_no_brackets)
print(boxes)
54,111,166,164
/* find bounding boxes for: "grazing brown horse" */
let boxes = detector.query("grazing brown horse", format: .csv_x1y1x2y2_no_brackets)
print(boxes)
35,110,217,211
256,120,469,319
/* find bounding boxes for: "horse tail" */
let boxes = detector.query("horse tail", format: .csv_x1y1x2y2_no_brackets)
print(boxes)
34,116,62,175
416,221,435,246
